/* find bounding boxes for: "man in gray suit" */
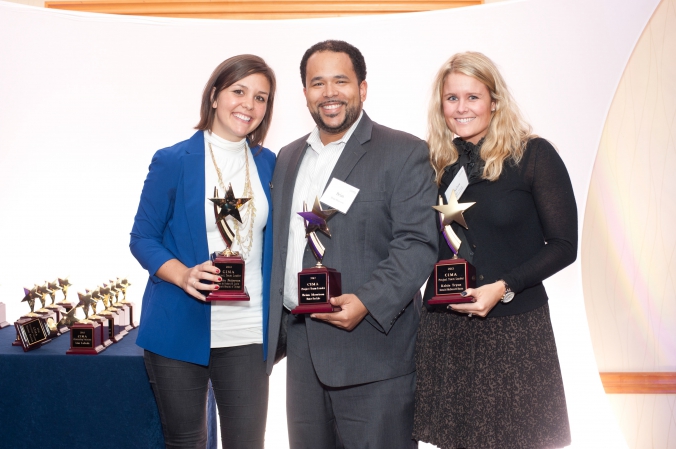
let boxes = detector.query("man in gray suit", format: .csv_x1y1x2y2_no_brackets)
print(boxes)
266,40,438,448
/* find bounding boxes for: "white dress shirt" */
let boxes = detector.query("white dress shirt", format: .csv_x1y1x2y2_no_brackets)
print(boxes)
282,112,364,310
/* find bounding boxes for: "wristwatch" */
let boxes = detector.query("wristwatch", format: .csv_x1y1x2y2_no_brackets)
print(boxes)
498,280,514,303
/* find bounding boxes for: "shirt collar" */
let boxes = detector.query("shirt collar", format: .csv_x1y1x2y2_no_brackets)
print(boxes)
306,110,364,154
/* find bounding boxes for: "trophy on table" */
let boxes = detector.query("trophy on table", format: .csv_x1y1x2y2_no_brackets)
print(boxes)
66,291,105,355
97,285,126,342
0,303,9,329
88,288,113,347
45,279,69,334
292,197,342,315
117,278,137,328
35,283,58,322
108,281,130,332
55,277,74,312
112,280,133,332
427,192,477,305
14,287,57,351
206,184,250,301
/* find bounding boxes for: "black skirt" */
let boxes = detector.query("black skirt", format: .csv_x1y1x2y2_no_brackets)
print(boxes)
413,303,571,449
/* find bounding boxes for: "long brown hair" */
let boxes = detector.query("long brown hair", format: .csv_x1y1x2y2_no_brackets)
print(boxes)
195,55,276,147
428,52,533,184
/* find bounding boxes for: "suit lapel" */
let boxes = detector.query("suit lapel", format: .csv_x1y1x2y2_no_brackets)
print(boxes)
183,131,209,264
324,112,371,188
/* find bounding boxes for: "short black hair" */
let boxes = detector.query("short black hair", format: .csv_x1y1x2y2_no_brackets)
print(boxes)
300,40,367,87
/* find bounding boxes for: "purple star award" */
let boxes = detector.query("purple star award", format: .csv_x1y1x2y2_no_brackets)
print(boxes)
428,192,477,305
206,184,250,301
292,197,342,315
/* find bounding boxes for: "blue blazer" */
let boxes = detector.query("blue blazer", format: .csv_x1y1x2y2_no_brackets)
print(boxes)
130,131,275,366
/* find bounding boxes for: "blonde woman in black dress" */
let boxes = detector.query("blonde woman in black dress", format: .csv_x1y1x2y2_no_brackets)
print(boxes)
413,52,576,449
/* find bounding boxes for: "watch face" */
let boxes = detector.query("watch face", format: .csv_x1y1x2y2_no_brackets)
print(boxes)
502,292,515,303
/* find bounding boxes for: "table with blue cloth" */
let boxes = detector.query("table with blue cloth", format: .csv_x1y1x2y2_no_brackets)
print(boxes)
0,324,217,449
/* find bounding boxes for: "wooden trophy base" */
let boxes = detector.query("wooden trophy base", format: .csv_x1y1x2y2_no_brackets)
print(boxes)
99,312,125,343
67,321,106,355
292,265,342,315
427,257,476,305
207,252,250,301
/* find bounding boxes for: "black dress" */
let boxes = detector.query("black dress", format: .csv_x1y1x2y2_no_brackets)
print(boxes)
413,138,575,449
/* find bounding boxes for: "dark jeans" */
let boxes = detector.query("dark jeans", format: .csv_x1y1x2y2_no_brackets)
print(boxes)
144,345,269,449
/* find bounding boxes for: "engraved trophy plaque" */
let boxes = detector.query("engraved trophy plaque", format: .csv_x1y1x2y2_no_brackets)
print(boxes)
67,292,105,355
14,287,58,351
206,184,250,301
292,198,342,315
428,192,477,305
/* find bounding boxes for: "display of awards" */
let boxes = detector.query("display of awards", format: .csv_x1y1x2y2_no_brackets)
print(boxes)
66,292,105,355
207,185,250,301
428,192,477,305
0,302,9,329
292,197,342,315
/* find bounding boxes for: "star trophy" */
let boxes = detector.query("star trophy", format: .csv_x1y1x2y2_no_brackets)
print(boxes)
88,288,113,348
292,197,342,315
206,184,250,301
117,278,137,328
67,291,105,355
427,192,477,305
14,287,58,351
45,279,69,334
97,285,126,342
55,277,74,312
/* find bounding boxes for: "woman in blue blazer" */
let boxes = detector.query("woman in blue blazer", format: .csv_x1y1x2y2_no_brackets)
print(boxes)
130,55,276,448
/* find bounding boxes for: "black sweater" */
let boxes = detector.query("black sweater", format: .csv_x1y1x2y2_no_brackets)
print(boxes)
423,137,578,317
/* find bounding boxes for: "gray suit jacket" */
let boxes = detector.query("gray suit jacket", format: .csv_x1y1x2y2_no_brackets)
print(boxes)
266,112,438,387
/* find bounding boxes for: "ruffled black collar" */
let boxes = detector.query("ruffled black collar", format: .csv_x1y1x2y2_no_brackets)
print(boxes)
453,137,485,182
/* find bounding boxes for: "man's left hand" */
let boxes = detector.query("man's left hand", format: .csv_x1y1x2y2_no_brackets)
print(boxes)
311,293,368,331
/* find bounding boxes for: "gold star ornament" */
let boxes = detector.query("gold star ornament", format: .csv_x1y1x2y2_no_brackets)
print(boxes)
432,191,475,229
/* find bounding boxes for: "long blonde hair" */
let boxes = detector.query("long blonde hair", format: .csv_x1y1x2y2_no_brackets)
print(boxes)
428,52,533,184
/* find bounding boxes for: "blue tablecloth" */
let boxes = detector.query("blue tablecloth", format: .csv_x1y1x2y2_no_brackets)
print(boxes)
0,324,218,448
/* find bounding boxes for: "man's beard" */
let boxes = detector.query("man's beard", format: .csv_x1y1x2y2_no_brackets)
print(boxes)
310,101,362,135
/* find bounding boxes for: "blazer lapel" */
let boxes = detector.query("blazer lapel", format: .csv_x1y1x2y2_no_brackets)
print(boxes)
183,131,209,264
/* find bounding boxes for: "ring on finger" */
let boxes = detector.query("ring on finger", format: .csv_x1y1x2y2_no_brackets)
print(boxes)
193,280,197,289
468,312,473,318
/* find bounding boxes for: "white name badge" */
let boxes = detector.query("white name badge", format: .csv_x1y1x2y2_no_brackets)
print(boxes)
445,166,469,201
320,178,360,214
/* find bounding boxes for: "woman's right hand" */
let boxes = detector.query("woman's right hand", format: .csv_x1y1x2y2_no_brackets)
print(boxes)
156,259,221,301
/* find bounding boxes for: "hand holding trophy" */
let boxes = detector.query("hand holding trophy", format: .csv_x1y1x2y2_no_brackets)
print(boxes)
428,191,477,305
207,184,251,301
292,197,342,315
